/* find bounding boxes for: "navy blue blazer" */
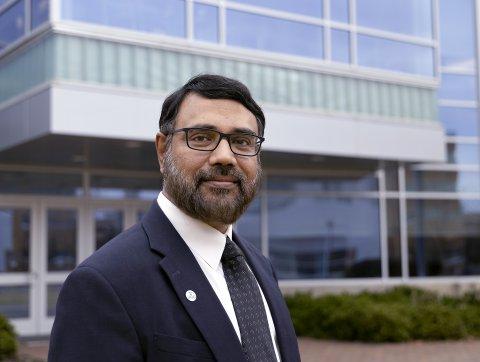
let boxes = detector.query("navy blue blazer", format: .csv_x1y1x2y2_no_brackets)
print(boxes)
48,202,300,361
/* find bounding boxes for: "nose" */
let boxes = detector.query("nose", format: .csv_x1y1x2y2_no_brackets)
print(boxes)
208,138,237,167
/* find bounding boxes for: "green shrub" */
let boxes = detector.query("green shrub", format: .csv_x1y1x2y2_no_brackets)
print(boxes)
0,314,16,360
285,286,480,343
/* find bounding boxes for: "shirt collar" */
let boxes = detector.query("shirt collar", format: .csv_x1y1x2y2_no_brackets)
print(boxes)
157,192,232,270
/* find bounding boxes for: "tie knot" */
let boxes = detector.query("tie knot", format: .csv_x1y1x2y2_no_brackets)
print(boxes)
221,236,244,262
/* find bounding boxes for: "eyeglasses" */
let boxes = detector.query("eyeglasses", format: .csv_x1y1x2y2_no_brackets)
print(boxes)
170,127,265,156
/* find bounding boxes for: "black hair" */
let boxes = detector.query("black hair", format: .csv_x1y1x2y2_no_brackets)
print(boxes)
159,74,265,137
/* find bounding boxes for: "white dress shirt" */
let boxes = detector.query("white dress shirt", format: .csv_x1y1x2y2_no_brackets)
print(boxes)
157,192,281,361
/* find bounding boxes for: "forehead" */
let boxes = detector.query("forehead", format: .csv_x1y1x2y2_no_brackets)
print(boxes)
175,93,258,133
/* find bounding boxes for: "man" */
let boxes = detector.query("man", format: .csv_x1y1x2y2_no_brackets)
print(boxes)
48,74,300,361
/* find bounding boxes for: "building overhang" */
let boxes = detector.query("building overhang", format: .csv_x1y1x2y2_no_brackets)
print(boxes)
0,82,445,163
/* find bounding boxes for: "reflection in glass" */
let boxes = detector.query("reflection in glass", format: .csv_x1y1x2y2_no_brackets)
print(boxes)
406,170,480,193
235,197,261,251
95,209,123,250
446,143,479,165
268,195,381,279
439,0,475,69
408,199,480,276
438,74,477,101
227,10,323,59
0,171,83,196
0,286,29,318
48,209,77,271
330,0,349,23
47,284,62,317
331,29,350,63
0,209,29,272
358,35,434,76
387,199,401,277
61,0,186,38
194,3,218,43
137,209,147,222
90,175,160,200
385,163,398,191
268,174,378,192
31,0,49,29
232,0,323,18
0,0,25,50
438,106,479,137
357,0,432,38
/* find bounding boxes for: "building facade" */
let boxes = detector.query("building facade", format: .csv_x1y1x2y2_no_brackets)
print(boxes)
0,0,477,337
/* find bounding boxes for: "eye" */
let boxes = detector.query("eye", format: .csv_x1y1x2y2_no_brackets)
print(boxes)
188,131,215,143
231,135,254,146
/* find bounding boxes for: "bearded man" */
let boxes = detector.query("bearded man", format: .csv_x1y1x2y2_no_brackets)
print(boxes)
48,74,300,362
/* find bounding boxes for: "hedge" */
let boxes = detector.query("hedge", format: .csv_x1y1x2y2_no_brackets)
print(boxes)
285,286,480,342
0,314,16,360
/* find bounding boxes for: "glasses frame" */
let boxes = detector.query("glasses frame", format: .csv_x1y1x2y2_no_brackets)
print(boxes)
170,127,265,156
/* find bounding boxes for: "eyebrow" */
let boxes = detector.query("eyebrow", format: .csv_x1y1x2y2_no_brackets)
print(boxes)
190,124,258,136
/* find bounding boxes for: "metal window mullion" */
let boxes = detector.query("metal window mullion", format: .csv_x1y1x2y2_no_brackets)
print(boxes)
398,163,409,280
349,0,357,65
432,0,441,77
260,174,269,257
377,165,389,280
186,0,194,41
219,0,226,45
324,0,331,61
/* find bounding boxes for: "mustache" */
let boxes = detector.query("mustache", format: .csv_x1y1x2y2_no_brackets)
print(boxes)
195,166,246,186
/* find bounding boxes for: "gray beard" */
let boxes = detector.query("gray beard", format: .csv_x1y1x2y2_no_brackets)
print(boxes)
162,149,262,225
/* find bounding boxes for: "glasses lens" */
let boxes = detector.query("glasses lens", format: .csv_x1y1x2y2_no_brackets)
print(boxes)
186,129,219,150
230,134,259,156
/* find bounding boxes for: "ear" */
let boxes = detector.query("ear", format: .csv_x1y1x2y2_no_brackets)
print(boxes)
155,132,167,173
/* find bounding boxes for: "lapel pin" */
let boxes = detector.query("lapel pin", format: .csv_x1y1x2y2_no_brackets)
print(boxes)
185,290,197,302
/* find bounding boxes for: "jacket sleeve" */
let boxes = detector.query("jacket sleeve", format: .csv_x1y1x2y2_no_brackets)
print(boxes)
48,265,143,362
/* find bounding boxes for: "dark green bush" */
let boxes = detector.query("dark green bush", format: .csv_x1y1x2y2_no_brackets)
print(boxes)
0,314,16,360
285,286,480,342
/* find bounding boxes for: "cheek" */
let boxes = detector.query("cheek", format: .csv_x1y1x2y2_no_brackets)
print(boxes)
239,159,259,180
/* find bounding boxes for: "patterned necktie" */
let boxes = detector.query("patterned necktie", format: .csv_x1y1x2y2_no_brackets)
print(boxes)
221,236,277,362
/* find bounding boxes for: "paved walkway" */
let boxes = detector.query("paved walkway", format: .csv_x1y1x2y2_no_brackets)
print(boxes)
16,337,480,361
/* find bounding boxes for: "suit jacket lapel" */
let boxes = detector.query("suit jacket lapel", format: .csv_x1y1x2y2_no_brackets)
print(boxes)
142,202,245,362
234,231,300,362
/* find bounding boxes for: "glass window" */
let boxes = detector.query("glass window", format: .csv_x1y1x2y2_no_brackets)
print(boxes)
438,106,479,137
227,10,323,59
357,0,432,38
439,0,475,69
0,0,25,50
358,35,434,76
268,195,381,279
0,171,83,196
331,29,350,63
0,208,29,272
356,0,432,38
31,0,49,29
268,174,378,192
235,197,261,251
48,209,77,271
232,0,323,18
446,143,479,165
47,283,62,317
406,170,480,193
95,209,123,250
385,163,399,191
0,286,29,318
194,3,218,43
330,0,349,23
61,0,186,38
90,175,160,200
408,199,480,276
438,74,477,101
387,199,401,277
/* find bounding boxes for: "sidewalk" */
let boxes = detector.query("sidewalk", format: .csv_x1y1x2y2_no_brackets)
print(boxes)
17,337,480,361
